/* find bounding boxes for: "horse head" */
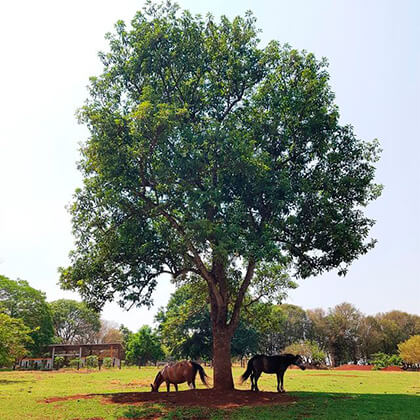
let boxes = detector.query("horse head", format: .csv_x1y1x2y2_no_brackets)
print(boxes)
294,354,306,370
150,371,163,392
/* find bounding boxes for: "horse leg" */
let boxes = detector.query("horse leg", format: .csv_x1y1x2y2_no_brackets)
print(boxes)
250,372,255,391
276,372,281,392
166,381,170,392
254,371,262,392
174,383,178,392
279,370,286,392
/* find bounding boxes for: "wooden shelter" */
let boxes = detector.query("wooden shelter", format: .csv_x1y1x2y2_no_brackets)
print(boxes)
47,343,124,369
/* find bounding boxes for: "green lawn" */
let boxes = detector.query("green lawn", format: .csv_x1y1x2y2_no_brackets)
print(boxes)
0,366,418,419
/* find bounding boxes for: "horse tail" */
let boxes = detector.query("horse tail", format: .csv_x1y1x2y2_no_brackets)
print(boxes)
191,361,210,387
240,357,255,384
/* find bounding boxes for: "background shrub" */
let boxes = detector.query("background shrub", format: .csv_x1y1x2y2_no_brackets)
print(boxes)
103,357,113,368
371,352,402,370
85,355,98,368
69,358,81,369
53,356,64,369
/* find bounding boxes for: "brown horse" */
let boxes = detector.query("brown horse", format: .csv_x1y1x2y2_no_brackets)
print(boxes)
150,361,209,392
240,354,306,392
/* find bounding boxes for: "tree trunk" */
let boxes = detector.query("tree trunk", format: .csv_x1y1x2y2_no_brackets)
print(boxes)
206,256,253,390
212,325,234,390
329,349,336,367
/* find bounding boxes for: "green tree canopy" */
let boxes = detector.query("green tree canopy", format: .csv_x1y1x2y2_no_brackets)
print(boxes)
325,302,363,366
49,299,101,344
59,2,381,389
358,315,384,360
306,308,329,351
125,325,164,365
155,283,213,360
0,275,54,356
0,313,33,367
306,303,364,366
119,324,133,349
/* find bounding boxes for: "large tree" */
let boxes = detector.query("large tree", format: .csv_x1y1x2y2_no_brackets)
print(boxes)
101,322,124,344
59,2,381,389
0,275,54,356
87,319,123,344
375,311,420,355
358,315,384,361
254,303,311,354
49,299,101,344
398,335,420,365
0,313,32,367
325,302,363,366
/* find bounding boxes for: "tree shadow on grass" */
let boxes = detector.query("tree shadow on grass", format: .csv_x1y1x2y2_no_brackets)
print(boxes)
40,390,420,419
119,404,221,420
118,404,165,419
231,392,420,420
0,379,34,385
104,391,420,419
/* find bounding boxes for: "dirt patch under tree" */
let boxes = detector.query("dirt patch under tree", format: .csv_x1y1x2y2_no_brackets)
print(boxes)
42,389,297,409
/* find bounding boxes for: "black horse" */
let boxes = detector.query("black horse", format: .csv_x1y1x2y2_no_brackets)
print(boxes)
240,354,306,392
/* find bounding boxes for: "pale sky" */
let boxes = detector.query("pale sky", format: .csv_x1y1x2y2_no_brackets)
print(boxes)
0,0,419,332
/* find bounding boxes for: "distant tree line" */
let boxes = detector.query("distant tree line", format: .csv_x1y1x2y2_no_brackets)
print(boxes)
155,284,420,367
1,274,419,368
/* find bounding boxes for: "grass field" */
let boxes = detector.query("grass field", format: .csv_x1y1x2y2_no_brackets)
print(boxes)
0,366,418,419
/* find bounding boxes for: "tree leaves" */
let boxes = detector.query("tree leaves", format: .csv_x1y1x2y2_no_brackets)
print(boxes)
0,313,32,367
60,3,381,318
0,275,54,356
49,299,101,344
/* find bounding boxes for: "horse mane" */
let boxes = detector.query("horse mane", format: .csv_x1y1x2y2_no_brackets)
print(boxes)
281,353,299,359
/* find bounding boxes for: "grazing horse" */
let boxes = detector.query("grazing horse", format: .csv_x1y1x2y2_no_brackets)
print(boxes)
240,354,306,392
150,361,209,392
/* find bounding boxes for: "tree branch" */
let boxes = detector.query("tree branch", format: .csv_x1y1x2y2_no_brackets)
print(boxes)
135,190,224,307
228,258,256,331
161,267,201,278
218,82,246,122
243,292,265,308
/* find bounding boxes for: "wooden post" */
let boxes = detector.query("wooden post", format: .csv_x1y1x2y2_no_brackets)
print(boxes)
78,346,82,370
51,346,55,370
